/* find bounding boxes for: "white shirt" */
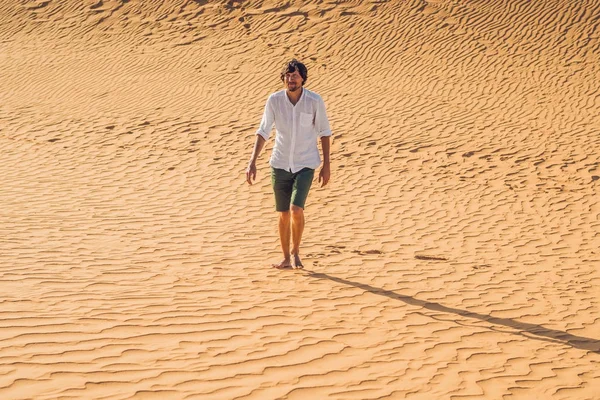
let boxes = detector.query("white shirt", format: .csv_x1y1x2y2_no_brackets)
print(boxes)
256,88,332,173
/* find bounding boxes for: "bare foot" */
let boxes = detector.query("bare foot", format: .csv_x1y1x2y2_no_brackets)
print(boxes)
272,259,292,269
292,254,304,269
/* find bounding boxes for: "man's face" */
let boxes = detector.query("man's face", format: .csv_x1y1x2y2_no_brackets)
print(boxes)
284,69,303,92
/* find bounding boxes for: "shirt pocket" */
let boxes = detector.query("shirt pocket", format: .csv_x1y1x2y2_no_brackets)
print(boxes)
299,112,313,127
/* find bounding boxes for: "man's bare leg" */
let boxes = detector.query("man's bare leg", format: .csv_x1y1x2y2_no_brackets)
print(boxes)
290,205,305,268
273,211,292,268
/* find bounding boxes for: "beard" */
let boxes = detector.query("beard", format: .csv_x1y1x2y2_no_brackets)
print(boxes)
287,83,300,92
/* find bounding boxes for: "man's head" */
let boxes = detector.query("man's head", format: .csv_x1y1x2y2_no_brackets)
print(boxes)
280,59,308,92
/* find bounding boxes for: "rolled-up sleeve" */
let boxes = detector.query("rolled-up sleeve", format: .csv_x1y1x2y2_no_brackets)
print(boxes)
315,97,332,137
256,95,275,140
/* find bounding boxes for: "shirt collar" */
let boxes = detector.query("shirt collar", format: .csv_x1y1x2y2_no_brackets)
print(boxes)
286,87,304,107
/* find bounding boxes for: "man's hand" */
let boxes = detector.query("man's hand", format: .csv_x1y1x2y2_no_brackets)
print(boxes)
246,162,257,185
319,163,330,187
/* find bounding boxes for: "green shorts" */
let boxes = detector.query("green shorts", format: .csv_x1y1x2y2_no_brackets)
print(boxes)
271,167,315,212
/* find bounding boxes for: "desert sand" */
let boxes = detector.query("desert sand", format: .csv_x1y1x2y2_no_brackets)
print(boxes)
1,0,599,399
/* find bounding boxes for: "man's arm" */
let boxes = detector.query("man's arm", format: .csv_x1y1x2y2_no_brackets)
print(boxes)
319,136,330,187
315,95,331,187
247,96,274,185
246,135,266,185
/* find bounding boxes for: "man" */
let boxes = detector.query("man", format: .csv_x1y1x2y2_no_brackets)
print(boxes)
246,59,332,269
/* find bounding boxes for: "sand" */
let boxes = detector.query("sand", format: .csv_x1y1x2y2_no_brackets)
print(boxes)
1,0,599,398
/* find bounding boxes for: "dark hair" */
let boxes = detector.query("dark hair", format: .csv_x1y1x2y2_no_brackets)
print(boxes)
280,59,308,86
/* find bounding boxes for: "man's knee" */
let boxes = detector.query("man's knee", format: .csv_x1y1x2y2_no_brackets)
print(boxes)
279,210,290,219
290,205,304,217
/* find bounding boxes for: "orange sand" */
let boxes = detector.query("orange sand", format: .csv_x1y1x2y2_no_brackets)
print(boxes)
1,0,599,399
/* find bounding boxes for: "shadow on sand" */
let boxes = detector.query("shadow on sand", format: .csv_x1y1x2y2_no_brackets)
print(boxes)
304,270,600,354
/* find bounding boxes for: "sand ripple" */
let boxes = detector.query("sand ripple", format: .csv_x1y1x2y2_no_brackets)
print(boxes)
1,0,599,398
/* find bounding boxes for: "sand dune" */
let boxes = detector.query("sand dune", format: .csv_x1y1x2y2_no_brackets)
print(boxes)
1,0,599,398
